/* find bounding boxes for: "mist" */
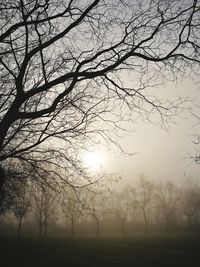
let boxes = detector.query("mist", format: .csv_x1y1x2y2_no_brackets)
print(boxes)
1,0,200,266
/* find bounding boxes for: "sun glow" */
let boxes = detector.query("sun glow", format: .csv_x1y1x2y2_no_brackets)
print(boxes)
82,151,104,171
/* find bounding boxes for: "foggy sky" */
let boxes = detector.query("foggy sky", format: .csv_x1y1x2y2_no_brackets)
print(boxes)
96,76,200,186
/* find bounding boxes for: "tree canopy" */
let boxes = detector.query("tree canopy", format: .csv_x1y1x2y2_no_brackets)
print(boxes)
0,0,200,190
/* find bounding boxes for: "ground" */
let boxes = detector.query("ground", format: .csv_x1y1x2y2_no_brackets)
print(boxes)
0,234,200,266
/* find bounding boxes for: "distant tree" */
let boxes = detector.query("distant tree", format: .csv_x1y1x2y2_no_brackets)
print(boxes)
180,179,200,228
12,180,32,237
129,175,155,236
83,190,109,237
155,180,180,231
110,190,130,235
0,0,200,193
33,182,56,237
60,188,82,237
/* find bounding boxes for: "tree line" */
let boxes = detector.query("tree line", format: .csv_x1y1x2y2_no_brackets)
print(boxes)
1,174,200,237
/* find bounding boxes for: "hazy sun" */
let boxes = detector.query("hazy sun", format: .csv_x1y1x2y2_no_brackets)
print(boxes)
81,151,104,171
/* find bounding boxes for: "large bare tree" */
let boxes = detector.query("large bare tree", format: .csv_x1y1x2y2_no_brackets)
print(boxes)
0,0,200,192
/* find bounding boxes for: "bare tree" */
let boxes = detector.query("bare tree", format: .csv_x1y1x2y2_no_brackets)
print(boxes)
60,188,82,237
0,0,200,192
33,182,56,237
13,180,32,237
129,175,155,236
180,179,200,228
83,189,110,237
155,180,180,231
109,190,130,235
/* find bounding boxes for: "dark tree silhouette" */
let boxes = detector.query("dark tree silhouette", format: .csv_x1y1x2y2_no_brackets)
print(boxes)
0,0,200,192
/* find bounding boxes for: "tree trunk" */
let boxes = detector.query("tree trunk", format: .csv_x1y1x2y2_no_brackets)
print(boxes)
17,216,23,237
94,217,100,237
71,219,74,237
0,166,5,196
142,209,148,237
44,217,48,238
38,215,43,236
121,219,125,235
0,98,22,150
165,213,170,232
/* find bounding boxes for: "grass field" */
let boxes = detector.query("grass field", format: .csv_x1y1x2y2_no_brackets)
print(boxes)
0,234,200,267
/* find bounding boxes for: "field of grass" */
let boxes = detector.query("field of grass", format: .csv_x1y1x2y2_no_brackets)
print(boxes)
0,234,200,266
